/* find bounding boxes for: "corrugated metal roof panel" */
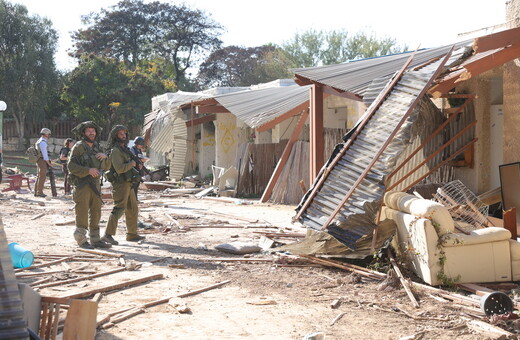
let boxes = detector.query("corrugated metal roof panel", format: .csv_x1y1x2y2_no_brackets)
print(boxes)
293,41,472,99
297,51,462,249
213,85,311,128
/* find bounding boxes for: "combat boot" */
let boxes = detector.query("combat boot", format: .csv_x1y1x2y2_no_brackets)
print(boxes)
79,241,94,249
91,240,112,248
126,234,145,242
102,234,119,245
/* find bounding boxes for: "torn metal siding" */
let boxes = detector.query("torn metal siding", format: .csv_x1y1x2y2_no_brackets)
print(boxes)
213,85,311,128
297,54,460,249
293,41,471,99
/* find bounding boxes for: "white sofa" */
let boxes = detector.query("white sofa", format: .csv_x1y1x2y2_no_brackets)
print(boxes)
382,191,520,286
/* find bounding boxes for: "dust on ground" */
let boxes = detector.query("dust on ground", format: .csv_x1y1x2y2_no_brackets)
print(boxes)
0,177,513,340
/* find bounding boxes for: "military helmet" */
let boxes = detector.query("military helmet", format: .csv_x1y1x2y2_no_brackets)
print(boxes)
40,128,51,135
107,125,129,148
134,136,145,146
71,121,102,139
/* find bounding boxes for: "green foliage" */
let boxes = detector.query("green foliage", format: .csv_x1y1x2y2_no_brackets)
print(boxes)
196,45,295,89
0,0,59,140
71,0,223,90
282,29,408,68
61,55,175,134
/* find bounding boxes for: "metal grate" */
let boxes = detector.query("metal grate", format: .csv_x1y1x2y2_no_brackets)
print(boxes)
433,180,489,229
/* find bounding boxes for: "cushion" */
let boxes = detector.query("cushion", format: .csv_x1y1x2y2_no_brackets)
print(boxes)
441,227,512,247
384,191,454,235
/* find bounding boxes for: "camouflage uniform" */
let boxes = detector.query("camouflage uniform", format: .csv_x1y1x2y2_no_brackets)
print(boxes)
104,125,144,242
67,122,111,247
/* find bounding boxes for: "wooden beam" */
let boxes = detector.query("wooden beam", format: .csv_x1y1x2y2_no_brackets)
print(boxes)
60,274,163,299
431,44,520,97
474,26,520,53
256,102,309,133
310,84,324,183
322,86,363,101
185,114,216,127
195,104,230,114
260,109,309,202
463,44,520,79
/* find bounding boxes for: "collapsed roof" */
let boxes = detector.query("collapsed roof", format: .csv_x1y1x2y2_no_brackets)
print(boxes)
294,26,520,250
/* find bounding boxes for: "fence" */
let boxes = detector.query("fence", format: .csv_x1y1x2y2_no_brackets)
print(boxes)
3,119,141,140
3,119,80,139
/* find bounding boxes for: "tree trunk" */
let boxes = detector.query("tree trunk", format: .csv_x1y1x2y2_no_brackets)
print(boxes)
13,101,26,150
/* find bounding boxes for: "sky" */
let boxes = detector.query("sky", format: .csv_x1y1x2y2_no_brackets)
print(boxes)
12,0,508,72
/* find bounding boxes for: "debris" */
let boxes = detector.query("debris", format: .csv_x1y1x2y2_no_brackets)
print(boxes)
302,332,325,340
388,249,420,308
214,241,262,255
33,267,126,289
398,330,427,340
466,319,513,338
60,273,164,299
55,219,76,226
168,300,191,313
30,213,45,220
246,300,277,305
330,299,341,309
168,264,186,269
330,312,346,326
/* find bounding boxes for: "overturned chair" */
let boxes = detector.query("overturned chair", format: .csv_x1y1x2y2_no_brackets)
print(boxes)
381,191,520,286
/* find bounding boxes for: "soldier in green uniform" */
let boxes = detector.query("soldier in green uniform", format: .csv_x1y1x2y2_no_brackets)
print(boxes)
102,125,145,245
68,121,112,249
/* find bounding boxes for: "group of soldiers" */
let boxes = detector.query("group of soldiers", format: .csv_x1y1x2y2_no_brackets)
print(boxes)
34,121,146,249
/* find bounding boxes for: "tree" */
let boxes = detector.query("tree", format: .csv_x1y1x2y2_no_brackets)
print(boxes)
196,45,295,89
71,0,223,89
0,0,59,144
282,29,408,68
61,55,175,134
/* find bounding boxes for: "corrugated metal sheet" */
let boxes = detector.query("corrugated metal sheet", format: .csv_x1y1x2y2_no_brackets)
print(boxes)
293,41,472,99
213,85,311,128
297,50,464,249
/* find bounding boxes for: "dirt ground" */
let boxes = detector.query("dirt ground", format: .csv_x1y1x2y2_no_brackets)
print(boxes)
0,175,518,340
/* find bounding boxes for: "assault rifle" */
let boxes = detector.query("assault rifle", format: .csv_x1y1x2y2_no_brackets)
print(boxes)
47,165,58,197
123,146,151,179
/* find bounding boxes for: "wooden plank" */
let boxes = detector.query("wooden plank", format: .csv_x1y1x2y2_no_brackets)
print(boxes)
256,101,309,133
463,44,520,80
63,300,98,340
388,250,420,308
309,84,324,182
60,273,164,299
185,114,216,127
77,248,124,258
504,208,518,239
474,26,520,53
261,109,309,202
15,256,74,272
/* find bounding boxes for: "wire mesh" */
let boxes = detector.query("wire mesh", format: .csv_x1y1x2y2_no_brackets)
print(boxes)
433,180,489,229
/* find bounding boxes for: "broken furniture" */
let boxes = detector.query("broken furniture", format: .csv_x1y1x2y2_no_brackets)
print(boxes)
381,191,520,285
17,283,98,340
1,174,31,193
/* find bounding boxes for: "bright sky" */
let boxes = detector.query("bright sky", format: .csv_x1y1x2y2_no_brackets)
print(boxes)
12,0,508,72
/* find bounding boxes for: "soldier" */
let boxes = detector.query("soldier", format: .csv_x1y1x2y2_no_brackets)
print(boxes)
102,125,145,245
67,121,112,249
34,128,52,197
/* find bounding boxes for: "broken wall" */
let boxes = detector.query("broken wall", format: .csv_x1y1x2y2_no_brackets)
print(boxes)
450,68,502,194
504,0,520,164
